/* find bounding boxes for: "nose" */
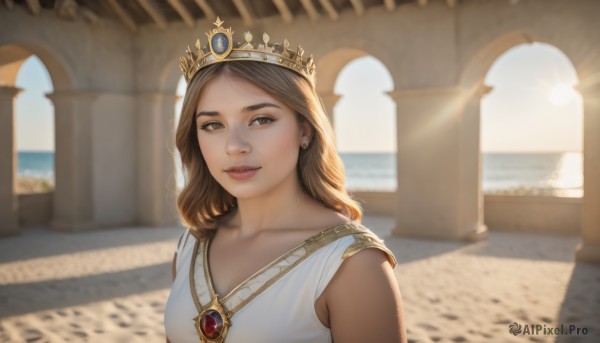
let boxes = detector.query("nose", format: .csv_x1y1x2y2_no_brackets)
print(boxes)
225,126,251,156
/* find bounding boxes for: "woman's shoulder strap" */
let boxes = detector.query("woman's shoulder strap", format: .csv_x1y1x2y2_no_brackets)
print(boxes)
342,226,397,269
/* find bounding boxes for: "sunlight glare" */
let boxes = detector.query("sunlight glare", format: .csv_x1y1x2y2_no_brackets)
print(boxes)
548,83,576,106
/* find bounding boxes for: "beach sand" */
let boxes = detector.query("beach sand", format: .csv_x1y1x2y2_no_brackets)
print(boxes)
1,216,598,343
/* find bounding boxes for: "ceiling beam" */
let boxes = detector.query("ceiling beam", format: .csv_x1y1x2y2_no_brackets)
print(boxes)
299,0,319,22
318,0,338,21
3,0,14,10
194,0,216,20
446,0,456,8
273,0,294,23
25,0,40,15
80,8,101,25
137,0,168,29
349,0,364,16
383,0,395,11
106,0,137,31
167,0,195,27
417,0,428,7
232,0,254,26
55,0,78,21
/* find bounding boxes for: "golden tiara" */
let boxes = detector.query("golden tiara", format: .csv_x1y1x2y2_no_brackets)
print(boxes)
179,17,316,86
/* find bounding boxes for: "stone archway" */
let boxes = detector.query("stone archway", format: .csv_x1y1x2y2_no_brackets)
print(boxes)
0,43,73,235
460,31,600,262
316,48,375,126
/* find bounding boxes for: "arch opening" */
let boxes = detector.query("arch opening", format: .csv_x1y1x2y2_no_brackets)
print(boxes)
333,55,397,192
481,42,583,198
15,55,55,194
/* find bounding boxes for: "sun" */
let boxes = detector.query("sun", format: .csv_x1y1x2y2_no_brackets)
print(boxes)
548,83,576,106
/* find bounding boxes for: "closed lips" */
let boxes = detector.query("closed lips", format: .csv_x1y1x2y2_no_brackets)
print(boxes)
226,167,260,172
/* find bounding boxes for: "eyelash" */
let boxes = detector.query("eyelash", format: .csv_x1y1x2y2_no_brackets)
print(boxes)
199,116,275,131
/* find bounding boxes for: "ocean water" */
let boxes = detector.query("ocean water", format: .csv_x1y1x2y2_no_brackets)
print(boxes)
17,151,583,198
17,151,55,181
340,151,583,197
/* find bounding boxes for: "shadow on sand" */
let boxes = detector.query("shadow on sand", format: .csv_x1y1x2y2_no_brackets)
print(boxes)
555,262,600,343
0,263,173,318
0,226,184,262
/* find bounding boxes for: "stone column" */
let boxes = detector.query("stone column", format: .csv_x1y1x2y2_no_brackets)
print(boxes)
391,86,486,241
136,92,180,227
576,83,600,263
318,91,340,129
46,90,97,231
0,86,22,236
459,83,491,241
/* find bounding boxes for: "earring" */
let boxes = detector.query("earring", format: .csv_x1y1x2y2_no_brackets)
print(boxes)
301,142,309,150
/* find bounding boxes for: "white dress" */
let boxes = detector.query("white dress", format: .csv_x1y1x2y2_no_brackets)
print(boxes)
164,222,396,343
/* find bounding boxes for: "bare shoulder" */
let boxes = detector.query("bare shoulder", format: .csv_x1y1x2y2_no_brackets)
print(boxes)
325,247,407,343
303,206,350,230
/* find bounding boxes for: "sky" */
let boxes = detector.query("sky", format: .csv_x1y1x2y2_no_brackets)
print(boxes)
16,42,582,153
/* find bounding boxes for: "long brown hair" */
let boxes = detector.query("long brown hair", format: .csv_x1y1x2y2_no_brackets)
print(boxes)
175,61,362,238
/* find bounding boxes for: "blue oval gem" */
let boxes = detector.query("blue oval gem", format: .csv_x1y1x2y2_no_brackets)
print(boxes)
212,33,229,55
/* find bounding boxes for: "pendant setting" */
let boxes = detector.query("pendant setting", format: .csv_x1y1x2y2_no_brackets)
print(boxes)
193,295,231,343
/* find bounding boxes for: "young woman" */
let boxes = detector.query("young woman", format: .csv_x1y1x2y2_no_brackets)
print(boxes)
164,18,407,343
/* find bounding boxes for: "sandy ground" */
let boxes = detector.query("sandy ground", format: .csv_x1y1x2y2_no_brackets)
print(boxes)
0,215,598,343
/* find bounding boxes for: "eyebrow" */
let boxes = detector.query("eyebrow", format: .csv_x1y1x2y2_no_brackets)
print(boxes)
196,102,282,118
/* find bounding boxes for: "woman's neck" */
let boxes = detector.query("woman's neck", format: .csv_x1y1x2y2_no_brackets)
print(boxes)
225,175,316,238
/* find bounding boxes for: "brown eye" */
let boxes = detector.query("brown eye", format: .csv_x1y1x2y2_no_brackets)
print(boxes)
250,117,275,126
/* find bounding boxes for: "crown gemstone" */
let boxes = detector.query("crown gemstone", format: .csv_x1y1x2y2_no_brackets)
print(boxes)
200,309,224,339
211,33,229,55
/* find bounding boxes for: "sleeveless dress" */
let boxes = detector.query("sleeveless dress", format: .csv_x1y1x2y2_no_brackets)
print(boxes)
164,222,397,343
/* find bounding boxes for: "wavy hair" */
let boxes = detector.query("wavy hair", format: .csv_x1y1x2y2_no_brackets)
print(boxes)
175,61,362,239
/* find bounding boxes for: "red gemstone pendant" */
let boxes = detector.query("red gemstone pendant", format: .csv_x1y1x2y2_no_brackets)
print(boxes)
194,296,230,343
200,309,224,339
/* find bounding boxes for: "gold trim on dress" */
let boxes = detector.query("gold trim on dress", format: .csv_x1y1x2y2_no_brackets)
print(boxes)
342,233,397,268
188,222,396,342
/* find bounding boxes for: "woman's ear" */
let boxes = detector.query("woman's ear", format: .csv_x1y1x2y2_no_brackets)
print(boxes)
299,118,314,146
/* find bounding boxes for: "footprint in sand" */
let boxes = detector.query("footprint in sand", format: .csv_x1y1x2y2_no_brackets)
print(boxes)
150,301,163,308
134,331,147,336
109,313,119,319
114,302,128,310
493,318,512,325
417,322,439,331
539,316,553,323
93,329,104,334
441,313,459,321
72,331,88,338
24,328,43,342
451,336,467,342
490,298,501,304
512,309,529,321
118,322,131,328
40,314,53,321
